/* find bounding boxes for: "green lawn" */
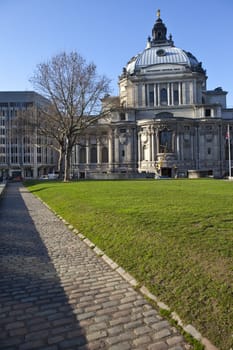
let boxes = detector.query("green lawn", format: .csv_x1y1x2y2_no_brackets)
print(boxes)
25,179,233,350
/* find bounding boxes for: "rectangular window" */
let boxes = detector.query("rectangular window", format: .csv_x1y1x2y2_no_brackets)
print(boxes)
174,90,179,105
149,84,154,106
205,109,211,117
145,84,148,106
173,83,179,105
120,113,126,121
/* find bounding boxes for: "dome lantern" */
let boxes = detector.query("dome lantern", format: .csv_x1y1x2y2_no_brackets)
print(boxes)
151,10,174,46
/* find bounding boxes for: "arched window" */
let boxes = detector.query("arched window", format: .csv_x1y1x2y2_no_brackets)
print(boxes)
90,147,97,163
160,88,168,105
102,147,108,163
79,147,86,163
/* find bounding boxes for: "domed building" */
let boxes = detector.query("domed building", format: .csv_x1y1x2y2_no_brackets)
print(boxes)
72,10,233,179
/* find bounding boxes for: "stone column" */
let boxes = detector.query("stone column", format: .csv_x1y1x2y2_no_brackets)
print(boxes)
97,137,101,164
151,127,155,162
138,133,141,165
154,85,157,106
167,83,171,106
157,84,160,106
179,82,182,105
76,144,80,164
114,129,119,164
86,137,90,164
171,83,174,105
126,130,132,163
193,80,197,104
155,128,160,154
108,132,113,171
148,128,152,163
176,133,180,161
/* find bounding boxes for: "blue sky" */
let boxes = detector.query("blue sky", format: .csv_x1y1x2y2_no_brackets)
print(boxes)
0,0,233,106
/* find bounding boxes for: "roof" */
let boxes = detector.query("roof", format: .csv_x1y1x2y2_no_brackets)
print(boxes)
123,12,205,77
126,45,201,75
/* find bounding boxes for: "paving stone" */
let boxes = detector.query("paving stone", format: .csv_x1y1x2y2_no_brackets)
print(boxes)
133,335,152,346
148,342,168,350
0,183,190,350
166,335,184,346
106,331,134,345
134,325,152,336
59,336,87,348
5,321,25,330
19,339,46,350
153,328,171,339
86,330,108,341
124,320,142,330
108,342,131,350
48,335,66,344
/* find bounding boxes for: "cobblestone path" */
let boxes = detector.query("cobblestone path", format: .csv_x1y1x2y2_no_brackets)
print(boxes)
0,183,190,350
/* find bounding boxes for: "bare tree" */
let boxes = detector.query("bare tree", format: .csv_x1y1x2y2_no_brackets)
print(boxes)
30,51,111,181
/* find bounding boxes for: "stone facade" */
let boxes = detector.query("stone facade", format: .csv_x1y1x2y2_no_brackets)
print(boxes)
71,11,233,179
1,12,231,180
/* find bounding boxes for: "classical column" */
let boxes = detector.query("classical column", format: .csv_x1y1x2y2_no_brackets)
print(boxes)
138,133,142,165
151,127,155,162
171,83,174,105
176,134,180,161
148,128,152,163
179,83,182,105
86,137,90,164
154,84,157,106
108,132,113,170
126,131,132,163
157,84,160,106
76,144,79,164
154,128,159,157
114,129,119,164
142,84,146,107
133,128,137,170
97,137,101,164
167,83,171,105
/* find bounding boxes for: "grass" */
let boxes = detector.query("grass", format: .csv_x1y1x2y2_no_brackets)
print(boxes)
25,179,233,350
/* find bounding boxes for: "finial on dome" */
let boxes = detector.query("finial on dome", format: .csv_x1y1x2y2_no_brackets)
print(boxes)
146,36,152,49
157,9,161,18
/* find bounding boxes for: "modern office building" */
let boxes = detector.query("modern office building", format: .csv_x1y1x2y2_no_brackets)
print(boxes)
0,91,57,180
71,10,233,179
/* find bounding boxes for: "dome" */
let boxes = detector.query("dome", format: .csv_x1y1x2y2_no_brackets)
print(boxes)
123,11,205,76
126,46,201,74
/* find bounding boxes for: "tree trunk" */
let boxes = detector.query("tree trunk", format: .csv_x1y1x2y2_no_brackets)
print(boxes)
57,148,66,179
63,146,72,182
